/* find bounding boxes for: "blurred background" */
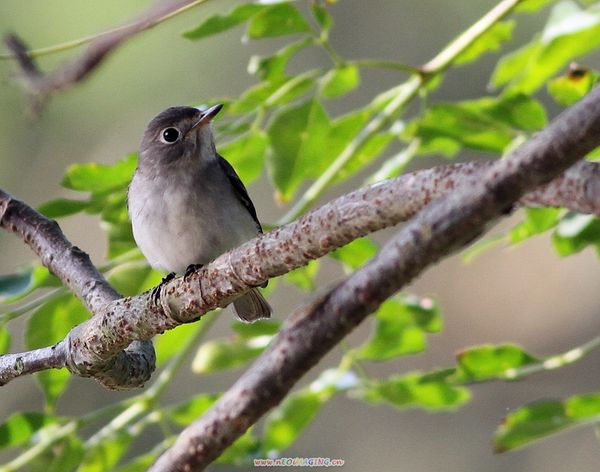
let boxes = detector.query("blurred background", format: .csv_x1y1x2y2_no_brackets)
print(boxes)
1,1,600,471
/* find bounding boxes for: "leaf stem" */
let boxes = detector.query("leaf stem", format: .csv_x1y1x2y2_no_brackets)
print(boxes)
504,335,600,380
353,59,421,75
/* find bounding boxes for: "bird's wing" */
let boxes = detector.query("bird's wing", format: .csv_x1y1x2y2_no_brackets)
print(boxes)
217,154,262,233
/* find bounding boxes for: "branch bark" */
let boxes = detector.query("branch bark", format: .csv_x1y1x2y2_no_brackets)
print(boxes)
1,157,599,388
3,0,205,111
0,189,155,389
149,86,600,470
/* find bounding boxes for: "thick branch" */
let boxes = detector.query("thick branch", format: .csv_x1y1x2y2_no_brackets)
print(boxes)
0,190,155,389
149,86,600,470
4,0,204,110
1,157,599,387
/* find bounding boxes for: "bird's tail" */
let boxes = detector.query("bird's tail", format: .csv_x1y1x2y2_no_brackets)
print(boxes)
232,288,272,322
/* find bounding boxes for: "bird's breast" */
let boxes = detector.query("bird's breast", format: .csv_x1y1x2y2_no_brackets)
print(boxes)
128,172,258,273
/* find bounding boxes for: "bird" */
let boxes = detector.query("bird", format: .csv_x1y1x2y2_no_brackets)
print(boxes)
128,104,271,322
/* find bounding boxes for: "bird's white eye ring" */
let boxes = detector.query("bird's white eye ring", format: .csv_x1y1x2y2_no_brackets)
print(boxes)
160,127,181,144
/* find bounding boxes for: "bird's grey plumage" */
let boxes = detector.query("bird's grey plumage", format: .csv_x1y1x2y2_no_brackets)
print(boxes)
128,105,271,322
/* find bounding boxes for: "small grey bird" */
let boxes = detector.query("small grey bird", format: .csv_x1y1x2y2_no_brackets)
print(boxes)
128,104,271,322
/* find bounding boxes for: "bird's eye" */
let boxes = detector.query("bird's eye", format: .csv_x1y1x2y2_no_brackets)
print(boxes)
160,127,180,144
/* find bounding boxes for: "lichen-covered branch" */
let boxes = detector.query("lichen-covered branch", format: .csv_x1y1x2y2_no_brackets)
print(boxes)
148,81,600,472
0,190,155,389
4,0,207,111
2,156,600,387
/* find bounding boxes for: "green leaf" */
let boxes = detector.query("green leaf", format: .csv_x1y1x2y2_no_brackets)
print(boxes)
482,93,547,131
230,319,281,338
516,0,556,12
246,3,310,39
36,370,71,411
248,38,312,82
231,74,316,115
47,435,85,472
408,103,512,155
455,20,515,65
62,154,137,193
0,412,57,449
183,3,268,40
357,295,441,361
230,81,279,115
284,259,319,291
320,64,360,98
407,94,546,156
78,431,133,472
26,294,88,408
262,390,326,452
168,394,219,426
38,198,90,218
552,214,600,256
494,400,570,452
0,265,59,304
455,344,539,382
0,325,10,354
192,334,273,374
262,369,354,452
510,208,563,243
548,66,598,106
330,237,378,271
492,1,600,94
102,220,136,259
216,429,259,465
491,41,541,89
353,369,470,411
334,131,393,182
107,263,156,297
155,322,201,367
265,71,318,107
114,452,157,472
267,99,330,201
219,132,268,184
311,3,333,32
495,393,600,452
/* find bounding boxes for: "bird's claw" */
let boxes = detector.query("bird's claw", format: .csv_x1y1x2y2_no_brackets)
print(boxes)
152,272,176,305
184,263,203,281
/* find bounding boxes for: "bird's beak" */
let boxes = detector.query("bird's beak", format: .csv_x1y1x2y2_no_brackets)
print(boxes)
192,104,223,129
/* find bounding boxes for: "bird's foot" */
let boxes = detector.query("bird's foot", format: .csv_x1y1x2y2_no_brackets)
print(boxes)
184,264,203,281
152,272,176,305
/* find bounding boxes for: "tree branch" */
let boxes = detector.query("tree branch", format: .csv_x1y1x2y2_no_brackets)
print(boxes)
148,86,600,470
0,189,155,389
1,156,599,388
3,0,208,111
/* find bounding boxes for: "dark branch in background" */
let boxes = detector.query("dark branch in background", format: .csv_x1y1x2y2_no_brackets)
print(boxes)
149,87,600,471
1,156,599,389
3,0,203,112
0,189,155,389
